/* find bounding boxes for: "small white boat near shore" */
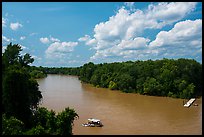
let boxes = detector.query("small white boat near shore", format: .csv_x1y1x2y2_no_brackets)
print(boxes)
184,98,196,107
82,118,103,127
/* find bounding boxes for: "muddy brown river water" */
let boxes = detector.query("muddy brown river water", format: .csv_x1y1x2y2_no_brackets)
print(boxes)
37,74,202,135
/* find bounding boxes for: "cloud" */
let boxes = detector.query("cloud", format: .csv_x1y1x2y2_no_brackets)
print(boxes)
10,22,23,30
87,2,197,62
146,2,197,25
148,19,202,58
49,36,60,42
2,46,7,54
149,19,202,48
2,18,7,27
90,37,151,61
20,36,26,40
40,36,60,44
2,35,10,43
78,35,90,42
45,41,78,59
124,2,135,11
40,37,50,44
78,35,96,46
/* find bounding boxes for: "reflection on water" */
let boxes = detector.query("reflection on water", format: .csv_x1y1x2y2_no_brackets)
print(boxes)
37,74,202,135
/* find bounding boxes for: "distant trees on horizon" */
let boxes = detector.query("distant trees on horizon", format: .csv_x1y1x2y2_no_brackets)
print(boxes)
42,58,202,99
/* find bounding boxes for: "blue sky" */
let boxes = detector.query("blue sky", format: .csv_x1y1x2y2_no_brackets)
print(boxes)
2,2,202,67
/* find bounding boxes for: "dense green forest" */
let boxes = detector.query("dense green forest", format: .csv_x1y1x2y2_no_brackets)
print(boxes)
78,59,202,99
41,59,202,99
2,43,78,135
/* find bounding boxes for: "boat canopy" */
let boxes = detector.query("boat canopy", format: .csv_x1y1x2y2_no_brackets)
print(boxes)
88,118,101,123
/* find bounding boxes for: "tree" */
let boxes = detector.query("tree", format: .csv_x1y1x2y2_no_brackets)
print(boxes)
108,81,117,90
2,43,22,67
19,53,34,67
24,125,47,135
2,114,24,135
90,70,101,86
180,83,195,99
2,43,42,127
32,107,51,128
143,77,162,96
31,107,78,135
40,58,202,99
116,74,134,92
2,68,42,126
79,62,95,82
56,107,79,135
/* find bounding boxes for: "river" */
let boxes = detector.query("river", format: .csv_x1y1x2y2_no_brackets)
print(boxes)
37,74,202,135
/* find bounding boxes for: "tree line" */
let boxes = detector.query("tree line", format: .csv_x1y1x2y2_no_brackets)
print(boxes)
42,59,202,99
78,59,202,99
2,43,78,135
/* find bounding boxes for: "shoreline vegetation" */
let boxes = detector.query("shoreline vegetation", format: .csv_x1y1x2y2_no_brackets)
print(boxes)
2,43,78,135
2,43,202,135
38,58,202,100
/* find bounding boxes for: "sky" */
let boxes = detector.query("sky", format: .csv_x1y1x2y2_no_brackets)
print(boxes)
2,2,202,67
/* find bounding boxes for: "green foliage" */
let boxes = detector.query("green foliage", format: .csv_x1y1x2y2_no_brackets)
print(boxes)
40,58,201,99
41,66,81,76
2,43,78,135
116,74,134,92
79,62,96,82
2,114,24,135
76,58,202,99
24,125,47,135
2,43,34,68
30,69,47,79
19,53,34,67
2,107,79,135
29,107,78,135
2,43,22,67
32,107,51,128
2,43,42,124
108,81,117,90
56,107,79,135
143,77,162,95
2,68,42,125
90,71,101,86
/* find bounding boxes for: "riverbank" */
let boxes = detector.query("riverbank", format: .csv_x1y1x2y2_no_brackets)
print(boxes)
38,75,202,135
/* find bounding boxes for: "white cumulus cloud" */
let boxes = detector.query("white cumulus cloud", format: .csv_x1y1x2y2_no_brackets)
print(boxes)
40,37,50,44
146,2,197,25
78,35,96,46
40,36,60,44
45,41,78,59
87,2,197,62
10,22,23,30
148,19,202,59
149,19,202,48
50,36,60,42
85,2,199,61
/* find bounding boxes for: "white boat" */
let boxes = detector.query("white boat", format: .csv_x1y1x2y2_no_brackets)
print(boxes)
82,118,103,127
184,98,196,107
